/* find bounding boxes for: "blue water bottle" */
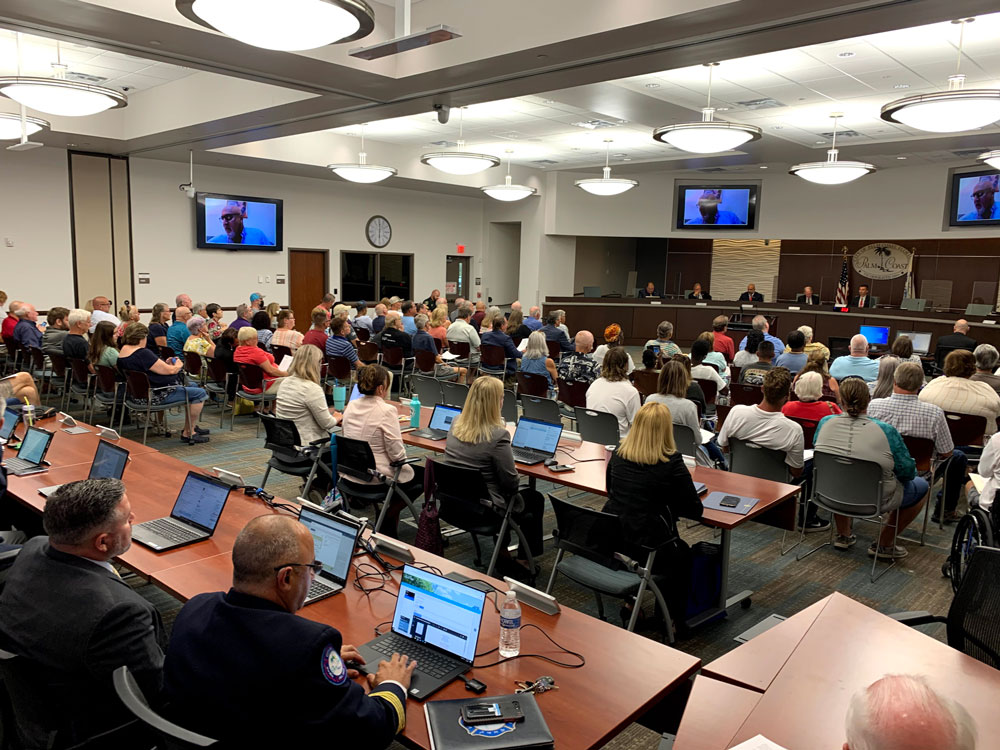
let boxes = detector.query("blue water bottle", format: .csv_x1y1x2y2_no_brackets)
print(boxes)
409,393,421,428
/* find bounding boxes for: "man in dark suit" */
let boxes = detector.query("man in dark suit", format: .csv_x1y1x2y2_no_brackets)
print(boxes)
687,282,712,300
0,478,165,746
541,310,574,353
738,283,764,303
638,281,659,298
164,515,414,747
936,319,978,352
796,285,820,305
852,284,875,308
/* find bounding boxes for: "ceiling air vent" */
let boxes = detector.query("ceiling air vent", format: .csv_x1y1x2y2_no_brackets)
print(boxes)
821,129,863,138
734,98,785,110
532,159,558,166
428,140,458,148
572,119,620,130
66,71,109,84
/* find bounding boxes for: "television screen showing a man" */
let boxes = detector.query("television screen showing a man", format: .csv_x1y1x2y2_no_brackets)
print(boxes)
205,199,276,246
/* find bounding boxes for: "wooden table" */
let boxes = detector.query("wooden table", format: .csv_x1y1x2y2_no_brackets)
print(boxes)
673,675,761,750
153,539,701,750
9,414,156,467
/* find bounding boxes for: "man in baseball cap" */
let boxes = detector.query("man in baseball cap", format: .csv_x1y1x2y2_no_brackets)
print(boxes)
250,293,265,311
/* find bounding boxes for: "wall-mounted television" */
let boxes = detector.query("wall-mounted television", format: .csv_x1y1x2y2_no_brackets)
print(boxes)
196,192,283,250
675,184,758,230
949,169,1000,227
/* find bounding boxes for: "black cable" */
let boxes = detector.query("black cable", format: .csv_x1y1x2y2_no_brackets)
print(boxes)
243,485,299,514
352,562,397,601
474,624,586,669
556,446,577,459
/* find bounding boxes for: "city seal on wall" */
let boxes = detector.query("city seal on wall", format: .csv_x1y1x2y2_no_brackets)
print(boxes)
851,243,911,280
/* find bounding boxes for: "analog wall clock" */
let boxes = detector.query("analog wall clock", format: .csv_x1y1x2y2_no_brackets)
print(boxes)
366,215,391,248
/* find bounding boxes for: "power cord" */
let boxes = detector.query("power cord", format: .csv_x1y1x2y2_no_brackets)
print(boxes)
242,485,299,514
474,624,586,669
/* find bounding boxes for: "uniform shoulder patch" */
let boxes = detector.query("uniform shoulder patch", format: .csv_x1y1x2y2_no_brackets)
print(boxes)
321,644,348,686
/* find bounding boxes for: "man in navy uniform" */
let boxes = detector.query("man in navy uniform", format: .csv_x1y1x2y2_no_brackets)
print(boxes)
738,283,764,303
163,515,415,747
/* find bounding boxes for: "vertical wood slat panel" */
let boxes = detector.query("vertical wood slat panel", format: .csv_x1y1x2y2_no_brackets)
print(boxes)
710,239,781,302
70,153,114,309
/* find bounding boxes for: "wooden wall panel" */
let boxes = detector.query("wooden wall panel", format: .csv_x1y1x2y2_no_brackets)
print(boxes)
664,239,712,299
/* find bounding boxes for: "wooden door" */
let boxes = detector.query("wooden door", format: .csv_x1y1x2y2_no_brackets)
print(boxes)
288,249,328,333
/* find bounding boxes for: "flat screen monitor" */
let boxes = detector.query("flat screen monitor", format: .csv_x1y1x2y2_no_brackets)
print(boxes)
196,192,283,250
675,184,758,230
859,325,889,346
949,170,1000,227
896,331,932,355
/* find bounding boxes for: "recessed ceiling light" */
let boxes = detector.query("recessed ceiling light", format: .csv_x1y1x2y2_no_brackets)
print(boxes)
149,40,162,46
837,51,856,58
645,83,661,89
815,140,825,144
542,99,555,104
617,120,628,124
760,165,768,169
893,83,911,89
896,156,907,160
773,126,784,130
716,107,730,112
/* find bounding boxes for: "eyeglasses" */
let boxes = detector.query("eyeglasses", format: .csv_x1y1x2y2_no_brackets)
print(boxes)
972,190,994,199
221,213,241,221
274,560,323,575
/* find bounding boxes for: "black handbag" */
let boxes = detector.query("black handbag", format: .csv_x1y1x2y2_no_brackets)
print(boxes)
414,498,444,555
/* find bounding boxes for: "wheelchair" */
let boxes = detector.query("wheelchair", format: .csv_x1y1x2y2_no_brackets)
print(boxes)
945,498,998,593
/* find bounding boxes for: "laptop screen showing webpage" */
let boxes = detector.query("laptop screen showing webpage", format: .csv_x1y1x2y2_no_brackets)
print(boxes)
897,331,932,355
170,473,230,532
298,506,357,581
89,441,128,479
392,565,487,664
18,428,50,463
512,417,562,453
428,405,462,432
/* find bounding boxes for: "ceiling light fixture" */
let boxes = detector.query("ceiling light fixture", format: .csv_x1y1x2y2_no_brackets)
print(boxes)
481,150,536,202
790,113,876,185
652,63,762,154
421,108,500,175
176,0,374,51
575,139,638,196
881,18,1000,133
0,110,48,141
0,36,126,117
980,150,1000,170
328,124,396,183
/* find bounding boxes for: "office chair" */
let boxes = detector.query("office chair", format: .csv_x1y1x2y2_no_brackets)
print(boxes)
334,435,421,535
257,414,331,503
113,666,217,748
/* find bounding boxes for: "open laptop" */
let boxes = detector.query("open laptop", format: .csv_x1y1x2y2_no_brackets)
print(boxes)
131,472,232,551
297,504,362,605
511,416,563,465
0,408,19,444
4,426,54,476
356,565,487,700
897,330,932,356
411,404,461,440
39,440,130,498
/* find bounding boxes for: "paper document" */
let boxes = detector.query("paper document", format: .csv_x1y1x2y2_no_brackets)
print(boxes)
700,428,715,445
803,449,814,462
970,473,986,493
278,354,293,371
729,735,788,750
517,339,528,352
440,351,459,360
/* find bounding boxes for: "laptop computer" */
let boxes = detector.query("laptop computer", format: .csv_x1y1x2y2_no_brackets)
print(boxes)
896,330,932,356
0,408,19,444
356,565,487,700
411,404,462,440
39,440,130,498
131,472,232,551
4,426,54,476
297,504,362,605
511,417,563,465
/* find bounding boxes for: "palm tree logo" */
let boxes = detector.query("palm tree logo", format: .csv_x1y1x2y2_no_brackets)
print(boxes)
873,245,891,272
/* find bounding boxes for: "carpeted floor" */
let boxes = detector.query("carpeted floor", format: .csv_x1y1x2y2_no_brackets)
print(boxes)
114,384,959,750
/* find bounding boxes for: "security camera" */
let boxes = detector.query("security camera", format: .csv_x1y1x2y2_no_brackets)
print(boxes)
179,182,196,198
433,104,450,125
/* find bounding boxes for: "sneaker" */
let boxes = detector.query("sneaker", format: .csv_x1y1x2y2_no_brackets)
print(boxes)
833,534,857,550
867,542,908,560
803,516,832,533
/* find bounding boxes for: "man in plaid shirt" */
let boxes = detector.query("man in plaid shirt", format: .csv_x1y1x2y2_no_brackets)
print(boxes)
868,362,967,522
557,330,600,385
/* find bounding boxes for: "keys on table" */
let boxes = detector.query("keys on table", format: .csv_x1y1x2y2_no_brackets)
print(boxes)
515,676,558,695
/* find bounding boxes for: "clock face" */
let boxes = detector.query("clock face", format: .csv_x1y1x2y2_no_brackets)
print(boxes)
366,215,391,248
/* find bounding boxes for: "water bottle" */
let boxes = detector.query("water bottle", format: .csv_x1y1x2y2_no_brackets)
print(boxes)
409,392,421,428
499,590,521,658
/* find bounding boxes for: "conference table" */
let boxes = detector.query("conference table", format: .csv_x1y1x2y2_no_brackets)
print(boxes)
674,592,1000,748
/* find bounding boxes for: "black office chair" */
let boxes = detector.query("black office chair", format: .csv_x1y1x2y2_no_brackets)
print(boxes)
410,374,444,410
501,389,518,424
113,666,217,748
334,435,421,535
574,407,620,445
520,395,562,425
440,380,469,408
258,414,332,504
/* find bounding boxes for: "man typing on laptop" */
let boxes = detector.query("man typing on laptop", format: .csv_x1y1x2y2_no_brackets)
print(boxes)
163,515,415,747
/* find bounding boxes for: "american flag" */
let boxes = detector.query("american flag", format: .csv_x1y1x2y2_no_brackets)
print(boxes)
835,249,850,306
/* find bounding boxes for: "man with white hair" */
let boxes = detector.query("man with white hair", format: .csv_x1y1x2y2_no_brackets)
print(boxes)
844,674,976,750
971,343,1000,396
525,305,543,331
446,303,481,366
737,314,783,363
12,303,42,350
88,295,120,334
785,324,830,361
62,309,91,360
449,297,465,323
830,334,880,382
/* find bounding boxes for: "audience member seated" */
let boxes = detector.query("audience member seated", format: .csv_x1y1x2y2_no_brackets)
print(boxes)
448,297,465,323
711,315,735,363
233,325,287,405
524,305,543,331
41,306,69,356
379,312,413,359
166,306,192,353
182,316,216,359
303,308,331,351
89,295,120,333
1,300,20,340
414,314,465,382
557,330,600,385
594,324,635,374
505,309,530,342
271,310,304,352
353,301,373,334
541,310,574,353
146,303,170,351
794,349,840,401
937,318,977,352
790,325,830,361
426,306,451,344
869,356,899,399
12,303,42,350
869,362,966,523
470,301,486,332
604,401,704,629
175,293,192,316
920,349,1000,436
739,340,774,385
250,292,265,314
693,332,727,376
202,303,225,340
275,344,341,453
163,514,413,747
0,369,40,406
648,360,726,466
586,348,640,438
0,478,166,745
119,323,211,443
844,674,976,750
398,300,417,335
733,329,763,369
446,303,481,365
479,314,519,386
266,302,281,328
891,334,922,364
520,331,558,396
63,308,91,360
211,328,240,402
251,310,273,351
782,371,841,421
817,378,927,558
775,330,807,373
643,320,681,358
371,303,388,334
691,339,728,395
669,353,707,416
445,377,544,574
971,344,1000,396
830,334,880,382
229,303,252,331
115,303,140,343
88,321,120,370
737,315,783,361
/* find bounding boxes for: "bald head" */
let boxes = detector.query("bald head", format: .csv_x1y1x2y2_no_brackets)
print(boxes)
511,301,522,312
575,330,594,353
175,306,192,323
175,294,192,309
955,319,970,334
850,334,869,355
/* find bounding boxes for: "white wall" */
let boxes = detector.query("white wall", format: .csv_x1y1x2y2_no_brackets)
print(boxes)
485,223,521,307
574,236,637,296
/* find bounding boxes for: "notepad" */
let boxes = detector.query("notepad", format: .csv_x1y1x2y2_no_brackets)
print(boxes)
728,735,788,750
970,473,986,493
703,491,760,515
278,354,293,371
517,339,528,352
440,351,459,360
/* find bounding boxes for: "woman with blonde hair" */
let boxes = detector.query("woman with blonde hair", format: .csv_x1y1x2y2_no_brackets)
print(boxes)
115,303,139,342
265,301,281,328
695,330,728,379
604,401,704,628
275,344,340,444
445,376,544,571
519,330,558,395
427,305,450,344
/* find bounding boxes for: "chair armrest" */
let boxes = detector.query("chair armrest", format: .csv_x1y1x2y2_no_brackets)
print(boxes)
888,611,947,627
309,436,332,447
613,552,639,571
390,457,421,467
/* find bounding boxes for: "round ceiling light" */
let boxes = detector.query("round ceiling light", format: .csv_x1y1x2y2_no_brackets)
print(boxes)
980,150,1000,170
790,113,876,186
481,150,536,201
652,118,762,154
421,150,500,176
329,163,397,183
176,0,375,51
880,86,1000,132
0,76,126,117
0,112,49,140
574,140,638,196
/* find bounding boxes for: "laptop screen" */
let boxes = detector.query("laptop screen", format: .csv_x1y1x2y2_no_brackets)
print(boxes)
512,417,563,454
298,506,359,582
18,428,51,464
0,409,19,441
89,440,129,480
859,325,889,346
428,404,462,432
897,331,932,355
349,385,362,403
392,565,487,664
170,473,231,532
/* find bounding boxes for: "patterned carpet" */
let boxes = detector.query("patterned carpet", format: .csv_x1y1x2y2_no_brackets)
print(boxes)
114,389,959,750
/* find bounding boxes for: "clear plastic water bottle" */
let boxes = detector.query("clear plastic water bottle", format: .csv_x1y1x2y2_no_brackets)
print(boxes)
499,590,521,658
409,392,421,428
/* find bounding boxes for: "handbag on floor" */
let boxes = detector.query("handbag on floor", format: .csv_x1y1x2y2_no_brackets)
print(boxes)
414,499,444,555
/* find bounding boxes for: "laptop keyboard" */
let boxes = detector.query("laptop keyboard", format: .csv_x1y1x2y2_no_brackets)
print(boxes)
307,579,334,598
512,448,545,463
141,518,197,543
370,632,458,678
5,457,38,472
